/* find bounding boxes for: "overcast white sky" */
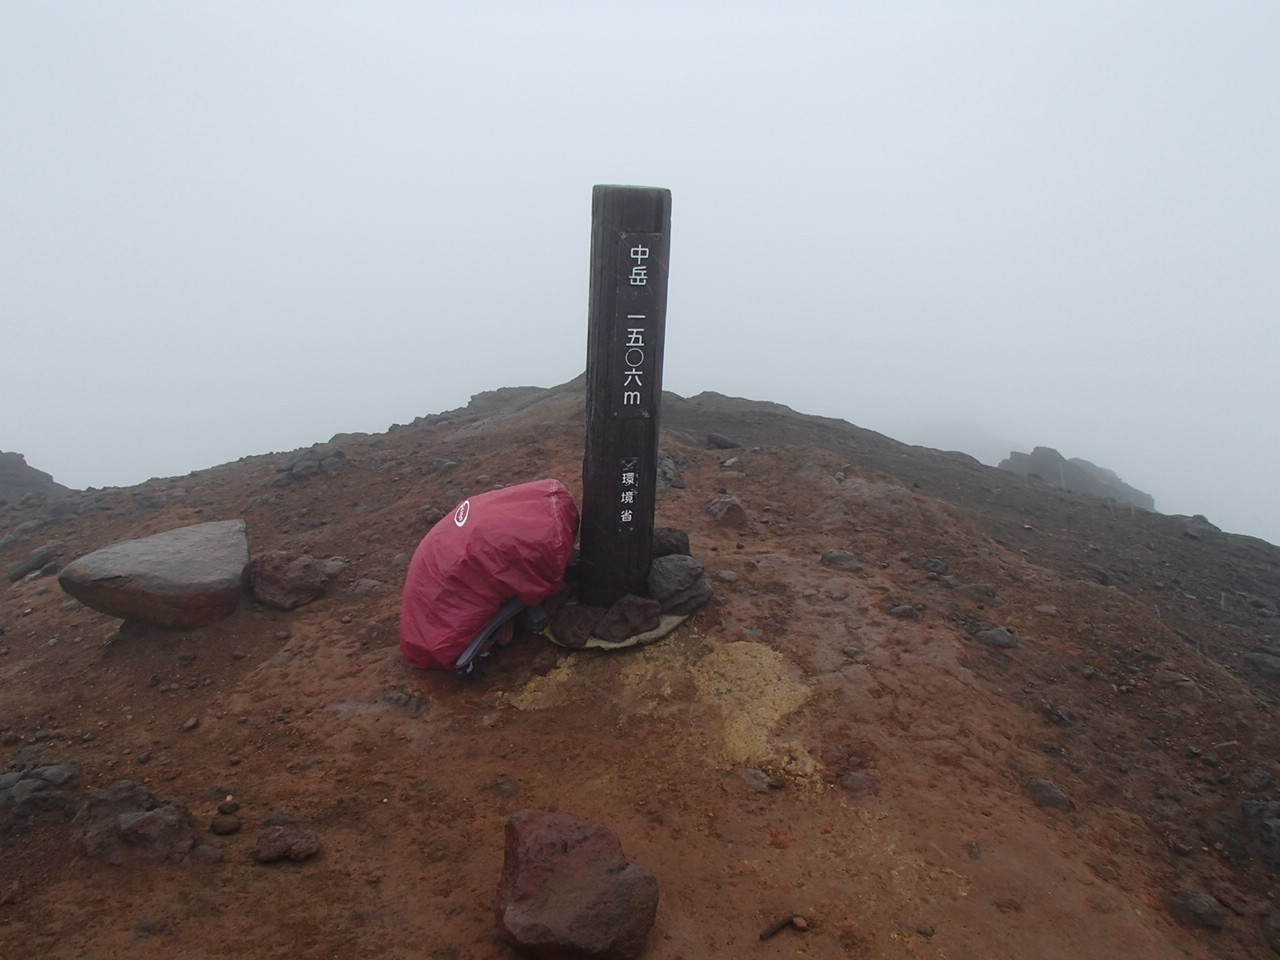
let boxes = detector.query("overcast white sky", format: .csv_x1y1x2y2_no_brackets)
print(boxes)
3,2,1277,544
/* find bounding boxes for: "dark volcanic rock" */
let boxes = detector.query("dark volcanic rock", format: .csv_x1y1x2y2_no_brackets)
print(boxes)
1024,778,1073,812
78,780,196,864
839,771,877,799
1243,800,1280,870
7,545,56,582
497,809,658,960
655,451,691,492
58,520,249,628
118,806,198,861
273,444,347,486
551,604,607,650
706,433,741,450
1164,890,1225,929
253,824,321,863
700,495,750,528
651,527,691,558
247,551,329,609
594,595,662,642
647,554,713,616
1183,514,1221,541
1243,652,1280,680
820,549,862,573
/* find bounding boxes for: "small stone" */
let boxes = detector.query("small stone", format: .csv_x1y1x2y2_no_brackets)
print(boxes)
210,815,242,836
253,824,321,863
820,549,862,573
717,570,739,583
839,771,876,799
791,916,809,931
492,776,523,799
1024,777,1073,811
701,495,750,529
890,604,920,619
180,716,200,732
647,555,713,615
975,626,1018,649
738,768,775,793
916,923,935,938
650,527,691,558
218,799,240,815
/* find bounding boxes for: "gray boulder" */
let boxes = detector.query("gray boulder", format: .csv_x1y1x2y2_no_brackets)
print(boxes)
497,809,658,960
975,626,1019,649
58,520,249,628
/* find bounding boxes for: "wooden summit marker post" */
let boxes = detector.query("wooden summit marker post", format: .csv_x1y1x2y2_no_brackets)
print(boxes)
580,185,672,608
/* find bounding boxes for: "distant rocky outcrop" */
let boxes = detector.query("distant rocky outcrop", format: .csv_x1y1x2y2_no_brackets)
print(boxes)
998,446,1155,510
0,451,71,505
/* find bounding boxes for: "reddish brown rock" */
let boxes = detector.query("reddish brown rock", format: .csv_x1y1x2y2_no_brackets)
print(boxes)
253,824,321,863
497,809,658,960
247,550,329,609
594,595,662,642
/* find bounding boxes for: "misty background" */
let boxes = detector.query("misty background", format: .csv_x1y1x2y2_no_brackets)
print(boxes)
3,2,1277,545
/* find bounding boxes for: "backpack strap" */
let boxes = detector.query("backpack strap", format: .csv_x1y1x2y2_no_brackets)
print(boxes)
455,597,533,676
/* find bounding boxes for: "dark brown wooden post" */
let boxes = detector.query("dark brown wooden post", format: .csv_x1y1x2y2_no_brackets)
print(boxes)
579,185,672,608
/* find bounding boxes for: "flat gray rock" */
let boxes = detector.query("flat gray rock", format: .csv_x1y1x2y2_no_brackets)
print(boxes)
58,520,249,628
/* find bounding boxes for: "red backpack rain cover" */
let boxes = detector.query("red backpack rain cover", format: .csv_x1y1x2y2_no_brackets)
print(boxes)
400,479,579,670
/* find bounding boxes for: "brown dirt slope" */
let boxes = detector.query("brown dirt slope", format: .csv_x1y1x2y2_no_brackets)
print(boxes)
2,377,1279,959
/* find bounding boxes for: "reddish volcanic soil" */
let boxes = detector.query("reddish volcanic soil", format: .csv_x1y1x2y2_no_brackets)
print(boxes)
3,378,1279,959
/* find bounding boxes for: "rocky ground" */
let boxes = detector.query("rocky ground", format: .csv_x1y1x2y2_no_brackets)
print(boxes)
2,376,1279,959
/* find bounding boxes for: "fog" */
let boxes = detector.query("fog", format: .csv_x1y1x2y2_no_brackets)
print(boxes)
3,2,1277,545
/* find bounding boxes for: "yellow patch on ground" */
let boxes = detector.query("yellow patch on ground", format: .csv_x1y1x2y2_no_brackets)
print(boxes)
689,640,811,768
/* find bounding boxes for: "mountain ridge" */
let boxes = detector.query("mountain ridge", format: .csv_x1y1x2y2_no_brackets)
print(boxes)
2,377,1279,959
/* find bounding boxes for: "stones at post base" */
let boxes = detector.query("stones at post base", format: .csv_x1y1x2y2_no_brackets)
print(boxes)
497,808,658,960
58,520,249,628
650,527,690,559
546,548,712,651
647,554,712,616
